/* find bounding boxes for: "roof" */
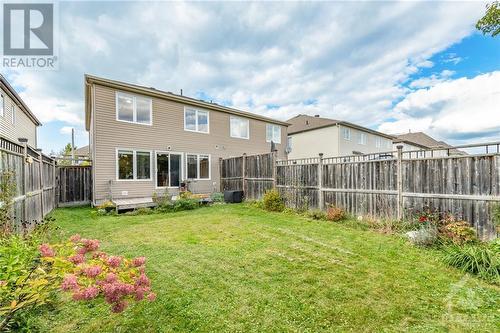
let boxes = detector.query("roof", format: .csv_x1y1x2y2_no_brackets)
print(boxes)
84,74,289,131
73,145,90,157
0,74,41,126
287,114,394,139
393,132,452,149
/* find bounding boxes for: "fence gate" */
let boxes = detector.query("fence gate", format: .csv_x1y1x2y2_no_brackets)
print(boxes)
57,166,92,207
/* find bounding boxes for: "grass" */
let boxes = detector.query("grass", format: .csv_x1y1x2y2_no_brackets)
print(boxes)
34,204,499,332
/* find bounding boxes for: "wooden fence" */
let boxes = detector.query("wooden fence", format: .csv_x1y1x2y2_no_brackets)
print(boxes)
220,143,500,239
57,165,92,206
0,136,57,231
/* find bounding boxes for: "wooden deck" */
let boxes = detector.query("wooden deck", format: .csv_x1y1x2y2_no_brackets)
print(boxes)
113,197,157,211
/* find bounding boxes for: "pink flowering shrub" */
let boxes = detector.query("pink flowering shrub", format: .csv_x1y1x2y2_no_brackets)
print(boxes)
38,235,156,313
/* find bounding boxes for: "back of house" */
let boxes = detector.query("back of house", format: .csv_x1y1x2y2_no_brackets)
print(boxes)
0,75,41,148
85,75,288,206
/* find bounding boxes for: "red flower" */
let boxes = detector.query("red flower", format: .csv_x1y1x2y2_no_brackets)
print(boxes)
419,216,428,223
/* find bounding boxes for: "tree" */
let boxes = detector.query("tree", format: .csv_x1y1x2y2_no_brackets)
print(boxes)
57,143,76,166
476,1,500,37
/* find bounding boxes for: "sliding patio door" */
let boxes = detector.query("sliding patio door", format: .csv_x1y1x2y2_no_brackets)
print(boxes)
156,152,182,188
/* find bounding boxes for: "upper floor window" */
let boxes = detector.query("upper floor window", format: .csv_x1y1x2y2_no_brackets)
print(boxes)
0,95,4,117
230,116,249,139
376,137,382,148
287,136,292,153
116,92,152,125
386,139,392,149
117,149,151,180
11,104,15,125
184,107,209,133
266,124,281,144
342,127,351,140
358,133,367,145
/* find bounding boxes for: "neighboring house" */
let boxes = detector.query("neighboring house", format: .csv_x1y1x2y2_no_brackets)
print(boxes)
85,75,288,205
0,74,41,147
286,114,394,159
73,145,90,159
393,132,463,157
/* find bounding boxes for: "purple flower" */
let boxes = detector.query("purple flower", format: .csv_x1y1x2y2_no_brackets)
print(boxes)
61,274,79,291
131,256,146,267
135,273,150,288
147,292,156,302
111,300,128,313
107,256,122,268
69,234,81,243
68,253,85,265
83,239,100,252
83,265,102,278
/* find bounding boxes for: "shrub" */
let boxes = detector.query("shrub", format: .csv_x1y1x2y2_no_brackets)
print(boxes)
0,170,16,235
307,210,327,220
262,189,285,212
210,192,224,203
152,193,172,208
440,221,477,245
326,205,346,222
125,207,154,216
97,200,116,213
442,240,500,283
173,198,199,211
492,203,500,234
179,191,192,199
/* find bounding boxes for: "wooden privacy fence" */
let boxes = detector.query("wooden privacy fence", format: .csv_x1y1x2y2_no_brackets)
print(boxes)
57,165,92,206
220,143,500,239
0,136,57,231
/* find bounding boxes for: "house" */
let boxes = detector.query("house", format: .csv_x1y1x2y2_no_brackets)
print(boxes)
286,114,394,159
0,74,41,147
84,75,288,206
73,145,90,159
392,132,463,157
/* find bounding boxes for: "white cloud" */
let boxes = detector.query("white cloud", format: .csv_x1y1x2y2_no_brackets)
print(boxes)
379,71,500,143
3,1,491,150
409,70,455,89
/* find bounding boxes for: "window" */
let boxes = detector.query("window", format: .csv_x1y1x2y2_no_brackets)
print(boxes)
386,139,392,149
266,124,281,143
358,133,367,145
376,137,382,148
156,152,182,187
117,149,151,180
0,95,4,117
230,116,249,139
186,154,210,180
11,104,15,125
287,136,292,153
343,127,351,140
184,108,209,133
116,92,152,125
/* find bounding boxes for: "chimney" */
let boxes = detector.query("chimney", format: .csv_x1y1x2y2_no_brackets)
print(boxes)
180,89,183,96
314,114,320,117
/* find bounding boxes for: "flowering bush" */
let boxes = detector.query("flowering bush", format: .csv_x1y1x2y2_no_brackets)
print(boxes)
440,221,478,245
38,234,156,314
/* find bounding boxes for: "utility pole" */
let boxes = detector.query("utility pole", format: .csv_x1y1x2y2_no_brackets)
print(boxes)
71,128,75,165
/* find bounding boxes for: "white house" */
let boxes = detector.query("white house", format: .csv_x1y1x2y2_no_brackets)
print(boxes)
286,114,394,159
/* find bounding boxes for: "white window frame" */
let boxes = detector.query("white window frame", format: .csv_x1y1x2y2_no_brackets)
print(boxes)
266,124,281,144
375,137,381,148
0,94,4,117
115,91,152,126
287,136,292,153
386,139,392,149
154,151,184,189
230,116,250,140
358,133,367,145
184,107,210,134
343,127,351,140
11,104,15,125
185,153,211,180
115,148,152,181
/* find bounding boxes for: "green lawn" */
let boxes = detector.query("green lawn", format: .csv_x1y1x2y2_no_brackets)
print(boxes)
36,204,499,332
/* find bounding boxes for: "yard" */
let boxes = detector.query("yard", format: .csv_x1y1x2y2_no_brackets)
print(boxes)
35,204,498,332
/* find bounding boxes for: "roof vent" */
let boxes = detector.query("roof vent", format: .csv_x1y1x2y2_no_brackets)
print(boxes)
305,120,309,125
314,114,320,117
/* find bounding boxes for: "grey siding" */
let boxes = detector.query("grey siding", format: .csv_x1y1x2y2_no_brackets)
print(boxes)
0,87,37,147
91,84,286,204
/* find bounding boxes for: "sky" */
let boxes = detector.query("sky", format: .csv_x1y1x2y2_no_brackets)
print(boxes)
3,1,500,153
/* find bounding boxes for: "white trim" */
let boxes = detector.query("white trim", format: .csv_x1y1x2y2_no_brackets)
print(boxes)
115,91,152,126
11,104,15,125
358,133,367,145
342,127,351,141
266,123,281,144
230,116,250,140
0,94,4,117
185,153,211,180
183,107,210,134
115,148,152,181
154,150,184,189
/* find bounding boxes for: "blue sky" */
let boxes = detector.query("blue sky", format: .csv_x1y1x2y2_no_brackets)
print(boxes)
3,1,499,153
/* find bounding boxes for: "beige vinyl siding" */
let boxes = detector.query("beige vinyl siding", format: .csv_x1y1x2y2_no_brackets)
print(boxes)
337,124,392,156
92,84,286,204
0,87,37,147
288,126,340,159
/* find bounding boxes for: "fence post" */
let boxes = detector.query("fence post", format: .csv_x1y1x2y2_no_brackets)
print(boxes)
38,150,44,218
53,159,58,208
272,150,277,189
396,145,403,220
19,139,28,226
242,153,247,195
218,157,223,192
318,153,324,210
